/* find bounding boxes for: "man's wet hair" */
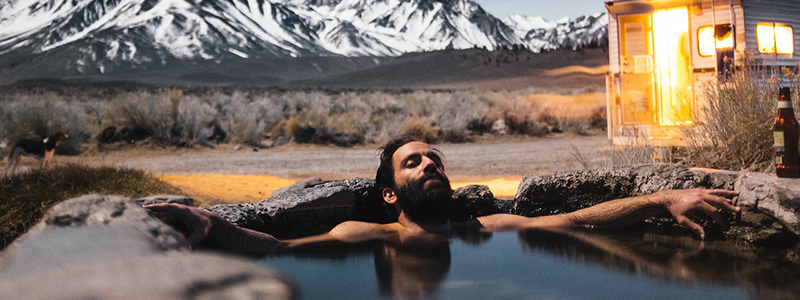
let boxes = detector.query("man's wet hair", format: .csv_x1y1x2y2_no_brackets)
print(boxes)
376,136,421,191
375,136,421,219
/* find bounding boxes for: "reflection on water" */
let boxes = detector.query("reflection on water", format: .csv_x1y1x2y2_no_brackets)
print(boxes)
516,228,800,300
375,239,451,299
260,229,800,300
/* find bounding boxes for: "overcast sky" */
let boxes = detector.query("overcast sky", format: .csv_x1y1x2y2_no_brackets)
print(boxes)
471,0,606,20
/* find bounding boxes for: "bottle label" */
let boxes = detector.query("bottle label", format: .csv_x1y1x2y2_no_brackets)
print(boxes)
774,131,785,147
779,101,792,108
777,156,784,165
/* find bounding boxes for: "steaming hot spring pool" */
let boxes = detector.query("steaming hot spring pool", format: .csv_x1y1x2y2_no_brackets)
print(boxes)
257,229,800,300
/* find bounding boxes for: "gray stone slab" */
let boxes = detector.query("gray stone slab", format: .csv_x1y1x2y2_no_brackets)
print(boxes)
0,195,296,300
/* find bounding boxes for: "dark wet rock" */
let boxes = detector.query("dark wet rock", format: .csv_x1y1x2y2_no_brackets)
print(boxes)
692,168,739,190
724,207,799,249
314,178,389,223
0,195,295,300
138,195,194,206
210,177,390,237
272,177,326,196
513,164,800,253
210,181,359,238
513,164,703,216
450,185,503,222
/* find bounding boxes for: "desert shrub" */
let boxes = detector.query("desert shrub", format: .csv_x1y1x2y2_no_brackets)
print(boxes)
285,107,327,143
0,164,181,249
103,92,177,143
0,87,607,149
681,52,785,172
226,99,266,147
502,107,548,136
404,118,438,142
0,96,88,154
174,95,220,145
326,111,367,146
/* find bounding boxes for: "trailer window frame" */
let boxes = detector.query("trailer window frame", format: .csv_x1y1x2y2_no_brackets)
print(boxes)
697,24,735,57
697,26,715,57
757,23,794,55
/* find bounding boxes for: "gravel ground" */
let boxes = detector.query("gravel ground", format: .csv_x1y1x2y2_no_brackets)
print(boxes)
61,135,610,181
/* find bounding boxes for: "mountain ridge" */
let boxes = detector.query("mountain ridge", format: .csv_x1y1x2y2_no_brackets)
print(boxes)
0,0,608,87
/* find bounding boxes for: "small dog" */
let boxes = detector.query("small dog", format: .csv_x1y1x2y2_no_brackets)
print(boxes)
5,131,68,173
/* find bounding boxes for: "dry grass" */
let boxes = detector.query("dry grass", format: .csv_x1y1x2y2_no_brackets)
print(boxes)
0,164,182,249
0,88,608,152
681,52,797,172
574,52,798,172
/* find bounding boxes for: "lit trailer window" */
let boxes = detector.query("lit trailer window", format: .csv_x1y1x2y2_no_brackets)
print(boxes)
757,23,794,55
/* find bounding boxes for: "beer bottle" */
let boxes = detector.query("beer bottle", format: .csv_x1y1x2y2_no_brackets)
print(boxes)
772,87,800,178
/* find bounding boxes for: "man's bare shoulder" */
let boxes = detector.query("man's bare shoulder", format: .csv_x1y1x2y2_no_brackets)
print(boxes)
328,221,403,242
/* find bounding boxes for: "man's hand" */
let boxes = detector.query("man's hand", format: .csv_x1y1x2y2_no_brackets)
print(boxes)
144,203,219,249
657,188,740,239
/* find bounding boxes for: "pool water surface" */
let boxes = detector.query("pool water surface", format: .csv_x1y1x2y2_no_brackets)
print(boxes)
260,229,798,300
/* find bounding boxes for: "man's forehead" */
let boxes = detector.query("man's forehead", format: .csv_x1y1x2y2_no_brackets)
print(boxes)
393,142,444,161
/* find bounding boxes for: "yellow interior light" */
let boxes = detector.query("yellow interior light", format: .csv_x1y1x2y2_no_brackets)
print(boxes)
758,24,777,53
758,23,794,55
698,25,734,56
653,7,692,126
775,24,794,55
698,26,715,56
715,29,734,49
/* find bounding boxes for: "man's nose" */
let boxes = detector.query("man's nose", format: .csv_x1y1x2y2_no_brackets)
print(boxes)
421,157,439,172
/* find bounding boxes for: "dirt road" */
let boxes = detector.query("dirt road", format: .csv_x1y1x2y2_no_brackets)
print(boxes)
72,135,608,179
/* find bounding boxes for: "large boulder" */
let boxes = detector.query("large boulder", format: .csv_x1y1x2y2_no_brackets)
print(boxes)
513,164,707,216
209,178,373,238
449,184,504,222
513,164,800,251
0,195,295,300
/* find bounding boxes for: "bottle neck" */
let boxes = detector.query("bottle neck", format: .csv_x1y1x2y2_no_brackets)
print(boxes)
779,101,796,120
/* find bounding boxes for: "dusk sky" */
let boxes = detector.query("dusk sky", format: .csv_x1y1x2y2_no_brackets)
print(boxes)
471,0,607,20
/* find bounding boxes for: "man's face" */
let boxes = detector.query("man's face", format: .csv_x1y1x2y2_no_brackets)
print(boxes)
391,142,453,223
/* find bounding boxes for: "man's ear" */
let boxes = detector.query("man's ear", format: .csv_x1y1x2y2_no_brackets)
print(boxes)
382,188,397,205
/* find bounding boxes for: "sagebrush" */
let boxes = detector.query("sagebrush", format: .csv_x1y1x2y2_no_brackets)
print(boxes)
0,88,607,152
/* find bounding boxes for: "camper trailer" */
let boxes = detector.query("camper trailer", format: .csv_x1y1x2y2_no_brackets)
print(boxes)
605,0,800,145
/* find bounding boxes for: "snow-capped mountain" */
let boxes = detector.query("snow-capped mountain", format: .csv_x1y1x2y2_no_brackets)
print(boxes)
505,12,608,52
0,0,607,78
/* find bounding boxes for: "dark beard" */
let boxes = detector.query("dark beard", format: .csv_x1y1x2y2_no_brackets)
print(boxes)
394,177,453,225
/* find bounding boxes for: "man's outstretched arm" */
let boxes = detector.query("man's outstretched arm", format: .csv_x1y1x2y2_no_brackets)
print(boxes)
145,203,392,255
145,203,281,255
476,188,740,239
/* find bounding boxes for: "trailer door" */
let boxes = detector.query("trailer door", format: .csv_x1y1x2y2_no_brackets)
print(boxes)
619,14,655,125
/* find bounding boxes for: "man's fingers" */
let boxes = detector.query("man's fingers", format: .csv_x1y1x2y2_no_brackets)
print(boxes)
675,215,706,240
705,195,740,212
698,202,728,229
184,224,210,249
708,189,739,198
144,203,212,249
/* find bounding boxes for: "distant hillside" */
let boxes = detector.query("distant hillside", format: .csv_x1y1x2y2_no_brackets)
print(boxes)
2,48,608,92
286,47,609,91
